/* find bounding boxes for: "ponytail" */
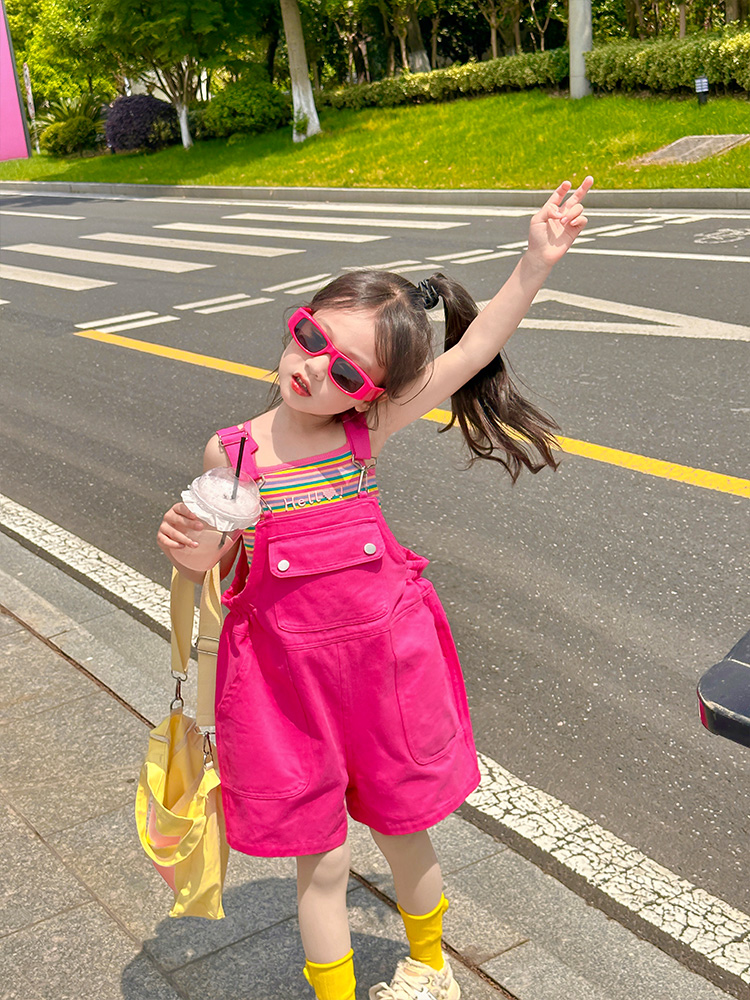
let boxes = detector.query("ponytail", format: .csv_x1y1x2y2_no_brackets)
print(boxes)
428,273,560,482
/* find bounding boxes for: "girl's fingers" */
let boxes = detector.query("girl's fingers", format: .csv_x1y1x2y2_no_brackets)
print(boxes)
545,180,572,209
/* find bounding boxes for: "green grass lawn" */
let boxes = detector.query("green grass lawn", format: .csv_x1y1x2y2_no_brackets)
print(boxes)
2,90,749,189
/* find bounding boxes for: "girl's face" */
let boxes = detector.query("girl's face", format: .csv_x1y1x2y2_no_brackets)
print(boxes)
278,306,385,416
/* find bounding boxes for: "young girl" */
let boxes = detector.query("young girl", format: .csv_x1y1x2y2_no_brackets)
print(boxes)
157,178,592,1000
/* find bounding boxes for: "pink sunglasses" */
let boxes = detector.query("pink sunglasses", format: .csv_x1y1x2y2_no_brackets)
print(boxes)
287,307,385,402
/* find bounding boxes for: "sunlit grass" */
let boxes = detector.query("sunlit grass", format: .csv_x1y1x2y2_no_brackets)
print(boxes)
1,90,749,189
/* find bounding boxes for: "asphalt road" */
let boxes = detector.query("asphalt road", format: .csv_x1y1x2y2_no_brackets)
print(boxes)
1,188,749,924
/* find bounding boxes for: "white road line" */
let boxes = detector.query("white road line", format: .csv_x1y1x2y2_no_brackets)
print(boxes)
530,288,750,341
0,487,745,986
196,296,273,315
343,259,421,270
152,197,533,217
427,249,493,261
75,311,157,328
3,243,213,273
470,752,750,985
598,224,664,238
0,262,114,291
569,247,750,264
0,209,85,220
81,232,302,258
78,315,179,333
0,299,8,305
3,190,750,220
175,293,251,310
156,222,387,244
0,492,185,635
223,211,466,230
263,273,330,292
452,250,521,264
390,263,435,274
282,280,331,295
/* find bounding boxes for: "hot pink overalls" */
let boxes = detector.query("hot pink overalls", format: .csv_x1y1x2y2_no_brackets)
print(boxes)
214,414,481,857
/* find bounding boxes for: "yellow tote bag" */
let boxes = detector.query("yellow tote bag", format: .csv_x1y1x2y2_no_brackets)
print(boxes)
135,565,229,919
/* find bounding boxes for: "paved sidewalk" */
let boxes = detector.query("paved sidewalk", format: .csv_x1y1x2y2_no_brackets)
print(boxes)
0,531,734,1000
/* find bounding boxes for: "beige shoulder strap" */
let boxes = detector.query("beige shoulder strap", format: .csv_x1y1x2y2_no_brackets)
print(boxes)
170,564,222,730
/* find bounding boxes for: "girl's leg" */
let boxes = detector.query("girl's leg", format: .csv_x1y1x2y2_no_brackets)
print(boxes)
370,828,448,972
370,828,443,914
297,839,356,1000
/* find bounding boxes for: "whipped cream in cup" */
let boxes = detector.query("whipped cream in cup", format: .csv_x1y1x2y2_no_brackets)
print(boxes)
178,467,262,573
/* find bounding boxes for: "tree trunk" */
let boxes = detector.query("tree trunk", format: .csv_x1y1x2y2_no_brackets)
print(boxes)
431,15,439,67
513,16,522,52
491,22,498,57
397,30,409,71
176,101,192,149
633,0,647,37
679,2,686,34
406,4,430,72
278,0,321,143
726,0,740,20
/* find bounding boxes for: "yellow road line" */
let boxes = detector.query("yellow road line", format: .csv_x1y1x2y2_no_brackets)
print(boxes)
74,328,750,499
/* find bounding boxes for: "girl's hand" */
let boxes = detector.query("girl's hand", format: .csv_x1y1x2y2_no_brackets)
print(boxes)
156,502,203,553
527,176,594,268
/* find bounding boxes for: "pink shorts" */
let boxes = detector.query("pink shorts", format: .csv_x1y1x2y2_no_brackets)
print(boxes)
215,584,481,857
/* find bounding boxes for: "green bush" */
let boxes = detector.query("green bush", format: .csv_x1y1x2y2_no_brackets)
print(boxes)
318,49,569,110
585,30,750,93
40,116,99,156
201,78,291,139
36,94,106,135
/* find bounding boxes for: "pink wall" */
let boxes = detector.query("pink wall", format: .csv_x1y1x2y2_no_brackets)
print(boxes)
0,0,31,161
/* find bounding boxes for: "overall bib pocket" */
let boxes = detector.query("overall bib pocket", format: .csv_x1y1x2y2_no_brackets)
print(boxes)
215,620,312,799
390,598,462,765
267,516,390,633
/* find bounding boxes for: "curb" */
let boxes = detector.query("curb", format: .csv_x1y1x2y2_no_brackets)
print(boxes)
2,179,750,209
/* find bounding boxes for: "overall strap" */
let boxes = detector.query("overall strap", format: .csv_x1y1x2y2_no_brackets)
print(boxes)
342,412,372,462
216,422,259,480
343,412,376,496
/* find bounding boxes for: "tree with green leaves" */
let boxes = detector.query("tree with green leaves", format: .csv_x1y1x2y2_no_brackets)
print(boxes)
88,0,255,148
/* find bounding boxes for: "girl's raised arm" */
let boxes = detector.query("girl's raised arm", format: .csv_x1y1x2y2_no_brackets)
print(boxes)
376,177,593,441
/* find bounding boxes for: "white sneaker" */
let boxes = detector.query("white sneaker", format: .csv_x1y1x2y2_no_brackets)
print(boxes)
368,955,460,1000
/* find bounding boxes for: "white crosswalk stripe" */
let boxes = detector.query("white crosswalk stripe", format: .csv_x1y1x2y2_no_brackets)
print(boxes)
0,262,113,291
569,246,750,264
262,273,330,292
3,243,213,273
195,296,273,315
81,232,302,258
175,293,253,310
0,209,85,220
75,311,157,328
223,211,467,230
77,315,179,333
155,222,387,244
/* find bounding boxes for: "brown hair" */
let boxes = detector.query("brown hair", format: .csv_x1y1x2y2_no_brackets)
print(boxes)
281,269,559,481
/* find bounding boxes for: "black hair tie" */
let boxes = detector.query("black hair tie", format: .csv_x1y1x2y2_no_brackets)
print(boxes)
417,278,441,311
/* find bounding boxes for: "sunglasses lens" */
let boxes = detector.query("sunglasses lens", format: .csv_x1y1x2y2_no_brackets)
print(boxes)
331,357,365,394
294,318,327,353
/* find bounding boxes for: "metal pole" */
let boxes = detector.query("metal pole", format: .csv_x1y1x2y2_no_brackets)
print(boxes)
569,0,593,99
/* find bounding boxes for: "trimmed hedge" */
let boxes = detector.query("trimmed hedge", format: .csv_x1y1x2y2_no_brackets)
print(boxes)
585,31,750,93
40,116,99,157
200,78,290,138
318,49,569,110
105,95,179,153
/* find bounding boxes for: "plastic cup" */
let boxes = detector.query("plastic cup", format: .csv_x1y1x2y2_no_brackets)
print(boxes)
177,467,262,573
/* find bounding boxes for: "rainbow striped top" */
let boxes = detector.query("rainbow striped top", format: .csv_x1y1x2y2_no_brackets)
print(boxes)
242,445,379,560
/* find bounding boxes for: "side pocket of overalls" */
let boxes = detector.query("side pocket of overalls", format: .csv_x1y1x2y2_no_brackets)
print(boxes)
215,615,313,799
390,596,462,765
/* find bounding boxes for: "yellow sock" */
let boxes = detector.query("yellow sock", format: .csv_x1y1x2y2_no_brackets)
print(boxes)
397,893,449,971
302,948,356,1000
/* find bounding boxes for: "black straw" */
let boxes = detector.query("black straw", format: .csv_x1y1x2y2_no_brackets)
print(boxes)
231,435,246,500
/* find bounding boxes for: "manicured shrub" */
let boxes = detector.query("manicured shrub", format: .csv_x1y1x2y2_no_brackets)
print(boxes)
318,49,569,111
40,116,99,156
105,95,179,153
201,78,291,138
585,30,750,93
